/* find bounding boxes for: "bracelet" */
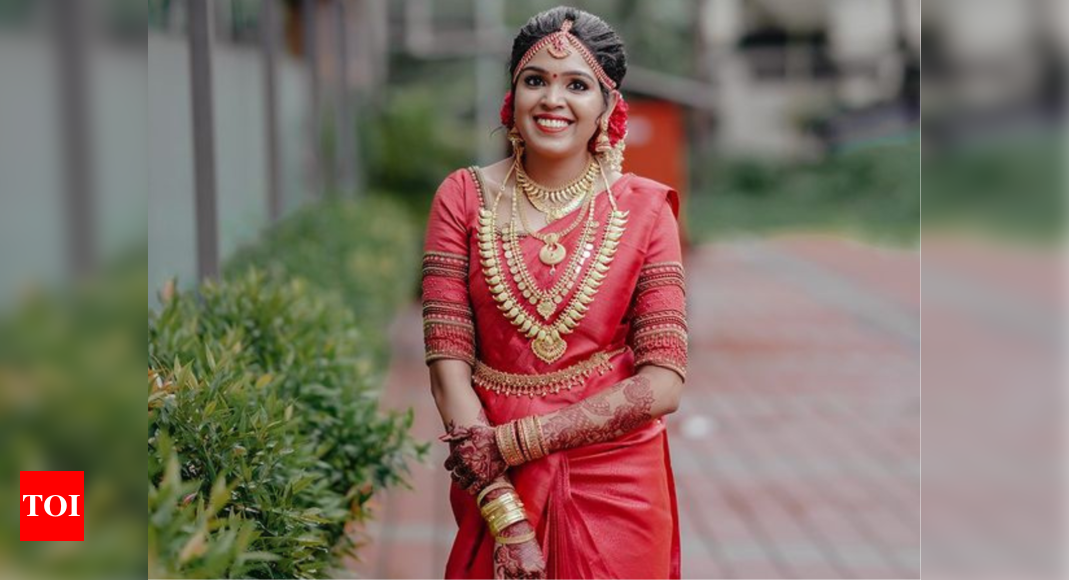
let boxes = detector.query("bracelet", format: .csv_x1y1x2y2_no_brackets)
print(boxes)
481,494,523,527
494,530,536,545
495,422,525,466
480,492,521,517
476,481,513,507
520,416,547,461
488,508,527,536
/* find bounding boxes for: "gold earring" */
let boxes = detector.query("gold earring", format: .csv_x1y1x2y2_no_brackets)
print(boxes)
508,126,525,158
594,117,611,154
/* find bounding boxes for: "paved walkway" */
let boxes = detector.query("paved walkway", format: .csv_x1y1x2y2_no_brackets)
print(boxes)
346,235,921,579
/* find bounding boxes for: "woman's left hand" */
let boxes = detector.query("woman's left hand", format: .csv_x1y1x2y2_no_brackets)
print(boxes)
442,424,508,494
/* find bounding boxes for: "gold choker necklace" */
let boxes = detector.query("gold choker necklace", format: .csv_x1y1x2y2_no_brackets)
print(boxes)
517,160,598,223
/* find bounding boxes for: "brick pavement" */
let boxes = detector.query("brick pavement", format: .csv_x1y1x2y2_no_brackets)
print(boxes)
346,235,921,579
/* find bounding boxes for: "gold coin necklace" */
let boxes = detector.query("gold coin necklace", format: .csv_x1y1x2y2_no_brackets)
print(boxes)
477,158,629,364
507,179,597,319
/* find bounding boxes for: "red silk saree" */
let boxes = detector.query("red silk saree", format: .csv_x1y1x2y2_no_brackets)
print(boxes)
422,168,688,579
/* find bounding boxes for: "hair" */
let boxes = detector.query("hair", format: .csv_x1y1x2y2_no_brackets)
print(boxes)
508,6,627,100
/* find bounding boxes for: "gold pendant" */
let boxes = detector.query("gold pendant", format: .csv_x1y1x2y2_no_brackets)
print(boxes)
537,298,556,319
539,243,566,266
539,233,566,266
532,332,566,363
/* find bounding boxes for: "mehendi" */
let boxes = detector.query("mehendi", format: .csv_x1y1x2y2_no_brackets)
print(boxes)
441,410,508,494
539,375,655,453
493,522,546,580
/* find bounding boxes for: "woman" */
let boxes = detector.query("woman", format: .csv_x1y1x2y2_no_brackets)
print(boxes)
422,6,687,579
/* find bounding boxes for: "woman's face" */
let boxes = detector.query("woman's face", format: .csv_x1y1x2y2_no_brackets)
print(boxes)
512,45,609,161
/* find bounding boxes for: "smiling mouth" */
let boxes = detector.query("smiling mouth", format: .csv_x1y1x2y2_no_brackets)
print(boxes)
534,116,574,132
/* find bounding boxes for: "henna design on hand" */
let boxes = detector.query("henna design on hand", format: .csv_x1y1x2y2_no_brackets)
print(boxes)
442,423,508,494
493,521,546,579
539,375,655,453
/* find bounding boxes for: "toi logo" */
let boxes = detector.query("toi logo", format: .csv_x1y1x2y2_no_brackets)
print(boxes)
20,471,84,541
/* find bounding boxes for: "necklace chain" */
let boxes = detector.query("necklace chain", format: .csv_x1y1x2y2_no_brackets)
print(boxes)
507,177,597,319
476,158,629,364
517,159,597,222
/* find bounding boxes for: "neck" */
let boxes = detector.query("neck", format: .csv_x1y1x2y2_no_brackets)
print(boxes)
521,151,591,188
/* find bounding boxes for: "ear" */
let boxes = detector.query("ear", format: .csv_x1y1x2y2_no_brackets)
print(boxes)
603,90,618,117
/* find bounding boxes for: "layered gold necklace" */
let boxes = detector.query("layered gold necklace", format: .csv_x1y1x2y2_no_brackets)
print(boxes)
477,158,628,364
516,159,597,223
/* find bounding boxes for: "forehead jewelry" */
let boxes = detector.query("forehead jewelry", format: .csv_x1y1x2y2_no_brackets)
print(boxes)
512,19,617,91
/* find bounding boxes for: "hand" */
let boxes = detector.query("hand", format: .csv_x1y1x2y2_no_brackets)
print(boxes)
493,521,546,579
441,424,508,494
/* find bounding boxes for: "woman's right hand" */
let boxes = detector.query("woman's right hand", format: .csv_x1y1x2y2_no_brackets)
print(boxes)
493,520,546,579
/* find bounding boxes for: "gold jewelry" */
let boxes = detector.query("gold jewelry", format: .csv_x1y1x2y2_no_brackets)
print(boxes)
495,530,537,545
516,160,597,222
487,508,527,536
509,170,592,276
520,417,546,461
507,183,595,315
476,481,513,507
480,492,522,520
474,347,626,398
530,416,548,460
477,159,629,364
481,492,526,536
495,422,525,467
507,126,524,158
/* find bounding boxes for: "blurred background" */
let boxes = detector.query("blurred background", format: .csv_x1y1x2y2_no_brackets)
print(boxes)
0,0,1062,578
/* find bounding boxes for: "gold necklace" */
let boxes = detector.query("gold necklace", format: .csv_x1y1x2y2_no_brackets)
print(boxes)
517,160,597,222
507,184,597,319
477,158,628,364
513,176,592,270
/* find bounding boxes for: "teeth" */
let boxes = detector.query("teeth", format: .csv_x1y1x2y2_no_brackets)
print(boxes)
536,118,570,129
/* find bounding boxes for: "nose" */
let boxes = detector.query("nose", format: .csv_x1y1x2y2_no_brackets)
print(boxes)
540,84,566,109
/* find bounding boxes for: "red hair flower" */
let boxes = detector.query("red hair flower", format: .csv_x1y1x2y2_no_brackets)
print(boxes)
499,91,514,127
606,94,628,146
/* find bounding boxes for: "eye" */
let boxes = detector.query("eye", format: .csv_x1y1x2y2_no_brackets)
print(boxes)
523,75,546,87
568,79,590,91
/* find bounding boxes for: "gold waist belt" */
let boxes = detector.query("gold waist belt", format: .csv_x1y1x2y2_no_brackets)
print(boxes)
473,347,628,398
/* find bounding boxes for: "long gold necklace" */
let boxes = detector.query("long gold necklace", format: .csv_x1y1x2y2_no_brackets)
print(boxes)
478,158,628,364
513,175,592,270
507,181,596,319
516,159,597,222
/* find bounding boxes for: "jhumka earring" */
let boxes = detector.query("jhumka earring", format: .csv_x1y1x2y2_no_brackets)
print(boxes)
507,126,525,159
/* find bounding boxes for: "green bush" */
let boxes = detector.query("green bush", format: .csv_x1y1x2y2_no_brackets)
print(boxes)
149,197,427,578
225,197,421,365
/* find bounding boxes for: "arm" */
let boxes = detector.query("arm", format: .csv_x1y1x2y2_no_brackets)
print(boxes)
537,365,682,453
423,173,545,578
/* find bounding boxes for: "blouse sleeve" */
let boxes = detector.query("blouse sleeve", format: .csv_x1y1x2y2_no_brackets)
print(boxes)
628,195,688,381
421,171,476,367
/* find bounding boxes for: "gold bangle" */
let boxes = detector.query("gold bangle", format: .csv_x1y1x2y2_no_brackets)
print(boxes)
516,417,532,463
495,530,537,545
532,415,548,459
493,424,514,466
476,481,512,507
480,493,522,521
488,508,527,536
495,422,524,466
523,416,545,461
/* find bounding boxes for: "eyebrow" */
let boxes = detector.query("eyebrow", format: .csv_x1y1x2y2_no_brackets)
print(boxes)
518,66,596,83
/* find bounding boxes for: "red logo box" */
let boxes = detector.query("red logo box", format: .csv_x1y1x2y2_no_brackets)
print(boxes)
20,471,84,541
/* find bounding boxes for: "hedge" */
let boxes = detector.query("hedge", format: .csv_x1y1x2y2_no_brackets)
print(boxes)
148,196,426,578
